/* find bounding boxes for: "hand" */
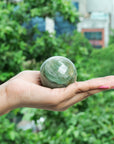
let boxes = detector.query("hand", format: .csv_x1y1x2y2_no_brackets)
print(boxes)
1,70,114,115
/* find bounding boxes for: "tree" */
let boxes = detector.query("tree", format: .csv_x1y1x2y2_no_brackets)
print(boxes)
0,0,79,83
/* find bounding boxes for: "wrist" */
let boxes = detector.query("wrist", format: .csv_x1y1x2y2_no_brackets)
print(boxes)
0,83,10,115
0,81,20,116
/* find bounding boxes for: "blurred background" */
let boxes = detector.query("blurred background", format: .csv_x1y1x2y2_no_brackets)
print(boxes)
0,0,114,144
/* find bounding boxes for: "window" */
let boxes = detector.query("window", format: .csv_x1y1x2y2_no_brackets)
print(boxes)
93,45,102,49
82,29,104,48
84,32,102,40
73,2,79,11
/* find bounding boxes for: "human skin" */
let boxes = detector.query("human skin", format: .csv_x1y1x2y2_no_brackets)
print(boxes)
0,70,114,116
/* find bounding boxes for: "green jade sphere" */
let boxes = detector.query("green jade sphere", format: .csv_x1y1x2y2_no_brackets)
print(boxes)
40,56,77,88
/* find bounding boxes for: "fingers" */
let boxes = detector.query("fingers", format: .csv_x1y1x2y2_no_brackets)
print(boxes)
77,76,114,92
19,75,114,112
55,89,104,111
63,76,114,101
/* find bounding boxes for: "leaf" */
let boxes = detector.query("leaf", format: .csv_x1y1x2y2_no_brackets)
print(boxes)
9,131,16,141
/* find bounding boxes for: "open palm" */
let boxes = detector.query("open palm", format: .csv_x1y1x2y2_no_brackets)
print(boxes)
6,70,114,112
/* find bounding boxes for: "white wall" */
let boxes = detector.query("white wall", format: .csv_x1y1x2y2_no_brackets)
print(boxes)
73,0,88,16
86,0,113,13
111,0,114,29
86,0,114,29
45,17,55,34
79,0,87,16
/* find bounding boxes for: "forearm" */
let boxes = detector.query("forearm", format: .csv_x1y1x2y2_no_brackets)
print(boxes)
0,83,11,116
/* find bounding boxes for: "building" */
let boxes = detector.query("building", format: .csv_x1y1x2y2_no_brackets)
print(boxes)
5,0,113,48
73,0,114,48
7,0,76,36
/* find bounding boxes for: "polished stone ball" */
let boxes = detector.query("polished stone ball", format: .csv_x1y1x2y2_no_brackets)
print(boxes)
40,56,77,88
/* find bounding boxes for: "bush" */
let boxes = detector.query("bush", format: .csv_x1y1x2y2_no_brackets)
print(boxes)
84,45,114,77
109,29,114,45
0,114,41,144
0,6,26,83
15,91,113,144
0,1,113,144
54,31,93,80
0,0,79,83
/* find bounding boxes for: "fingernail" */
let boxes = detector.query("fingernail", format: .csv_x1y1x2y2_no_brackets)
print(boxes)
99,86,109,89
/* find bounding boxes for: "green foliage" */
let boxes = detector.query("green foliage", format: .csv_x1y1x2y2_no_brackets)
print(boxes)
18,91,114,144
24,0,79,23
54,31,93,81
24,32,59,62
0,0,87,83
55,31,92,62
0,115,41,144
0,0,79,83
0,4,26,82
0,0,113,144
109,29,114,45
84,45,114,77
1,90,114,144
